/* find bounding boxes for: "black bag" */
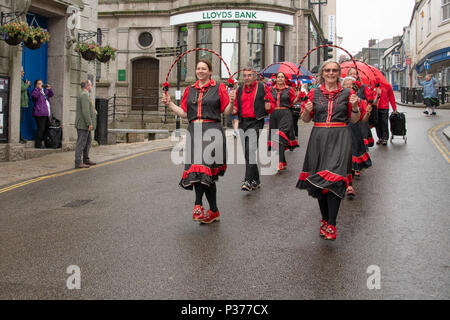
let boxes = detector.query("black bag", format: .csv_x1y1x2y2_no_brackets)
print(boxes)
389,112,406,136
368,104,378,127
44,116,62,148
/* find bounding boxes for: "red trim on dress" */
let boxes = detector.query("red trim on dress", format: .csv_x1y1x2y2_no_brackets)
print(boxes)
275,130,299,147
182,164,227,179
352,152,371,164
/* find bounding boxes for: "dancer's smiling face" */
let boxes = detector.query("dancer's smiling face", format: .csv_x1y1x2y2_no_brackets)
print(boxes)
276,73,286,87
322,62,340,86
196,61,212,82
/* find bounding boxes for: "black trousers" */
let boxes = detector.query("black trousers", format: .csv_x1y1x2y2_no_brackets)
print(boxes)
240,118,265,183
318,192,342,226
375,109,389,141
292,113,300,137
34,116,48,148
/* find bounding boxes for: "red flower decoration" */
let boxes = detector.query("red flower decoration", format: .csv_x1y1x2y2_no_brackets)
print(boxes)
162,82,170,91
298,91,308,102
227,78,237,87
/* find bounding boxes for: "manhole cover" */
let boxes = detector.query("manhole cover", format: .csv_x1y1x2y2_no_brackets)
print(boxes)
63,200,93,208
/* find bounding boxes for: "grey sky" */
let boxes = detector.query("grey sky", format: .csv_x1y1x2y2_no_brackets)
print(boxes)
336,0,416,54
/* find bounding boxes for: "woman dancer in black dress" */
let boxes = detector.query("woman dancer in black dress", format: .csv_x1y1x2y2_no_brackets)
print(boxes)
162,60,235,224
296,61,359,241
266,72,299,172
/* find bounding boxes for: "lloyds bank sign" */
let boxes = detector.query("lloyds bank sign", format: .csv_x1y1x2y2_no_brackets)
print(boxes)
170,9,294,26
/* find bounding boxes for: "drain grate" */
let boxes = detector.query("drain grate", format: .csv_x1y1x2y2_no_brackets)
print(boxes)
63,200,93,208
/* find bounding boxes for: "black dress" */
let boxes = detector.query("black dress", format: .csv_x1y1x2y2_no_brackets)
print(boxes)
179,79,229,190
296,84,353,199
348,100,372,171
267,86,299,151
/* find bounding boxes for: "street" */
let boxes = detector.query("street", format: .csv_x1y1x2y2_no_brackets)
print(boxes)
1,105,449,300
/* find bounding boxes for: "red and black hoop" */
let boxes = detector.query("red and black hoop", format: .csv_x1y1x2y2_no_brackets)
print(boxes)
260,61,304,87
297,44,360,82
162,47,233,92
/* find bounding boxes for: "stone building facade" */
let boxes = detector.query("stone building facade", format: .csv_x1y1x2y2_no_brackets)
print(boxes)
0,0,98,162
96,0,336,127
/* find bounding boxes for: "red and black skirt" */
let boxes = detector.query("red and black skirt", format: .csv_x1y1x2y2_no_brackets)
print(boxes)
268,109,299,151
296,126,352,199
360,121,375,148
179,122,227,190
349,122,372,171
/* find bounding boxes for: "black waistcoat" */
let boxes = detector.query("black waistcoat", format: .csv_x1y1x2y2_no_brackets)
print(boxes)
185,84,222,122
270,87,291,108
236,82,267,120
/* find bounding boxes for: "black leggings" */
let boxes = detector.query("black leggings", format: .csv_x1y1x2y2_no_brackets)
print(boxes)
318,192,342,226
194,183,218,212
279,149,286,163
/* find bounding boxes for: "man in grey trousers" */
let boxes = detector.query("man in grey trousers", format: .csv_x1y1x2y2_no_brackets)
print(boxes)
74,80,97,168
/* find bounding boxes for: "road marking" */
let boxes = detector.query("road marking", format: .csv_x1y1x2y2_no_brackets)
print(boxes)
428,122,450,164
0,146,173,195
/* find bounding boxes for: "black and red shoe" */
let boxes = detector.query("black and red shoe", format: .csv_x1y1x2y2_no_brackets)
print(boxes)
192,205,205,221
325,225,337,241
346,186,355,198
320,220,328,238
201,210,220,224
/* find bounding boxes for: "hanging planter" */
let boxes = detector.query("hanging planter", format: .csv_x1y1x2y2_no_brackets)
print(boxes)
23,26,50,50
97,45,116,64
0,21,29,46
75,41,100,61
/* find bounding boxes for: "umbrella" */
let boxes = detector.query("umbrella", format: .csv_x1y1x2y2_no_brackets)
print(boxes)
261,61,314,82
340,60,388,87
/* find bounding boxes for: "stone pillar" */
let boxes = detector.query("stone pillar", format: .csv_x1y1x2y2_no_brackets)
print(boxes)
8,44,22,145
239,21,249,70
185,23,197,83
285,25,294,63
211,21,221,81
265,22,275,65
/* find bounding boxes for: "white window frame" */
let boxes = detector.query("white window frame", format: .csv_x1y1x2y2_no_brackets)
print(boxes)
442,0,450,22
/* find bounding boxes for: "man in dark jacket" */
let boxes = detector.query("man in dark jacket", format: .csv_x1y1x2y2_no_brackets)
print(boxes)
74,80,97,168
234,69,269,191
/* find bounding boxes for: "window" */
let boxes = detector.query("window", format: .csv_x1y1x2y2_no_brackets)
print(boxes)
138,32,153,47
247,23,264,71
442,0,450,21
178,26,188,81
221,23,239,79
197,23,212,62
274,25,285,62
420,12,424,42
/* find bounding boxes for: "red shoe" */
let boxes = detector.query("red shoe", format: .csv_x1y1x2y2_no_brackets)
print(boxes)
277,162,287,172
346,186,355,198
192,205,205,221
354,171,361,178
201,210,220,224
320,220,328,238
325,225,337,241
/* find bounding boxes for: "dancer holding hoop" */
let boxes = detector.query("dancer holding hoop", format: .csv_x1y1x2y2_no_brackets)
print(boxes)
296,61,360,241
266,72,299,172
161,59,235,224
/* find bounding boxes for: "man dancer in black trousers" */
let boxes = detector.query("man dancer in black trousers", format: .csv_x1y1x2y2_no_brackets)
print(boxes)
234,69,270,191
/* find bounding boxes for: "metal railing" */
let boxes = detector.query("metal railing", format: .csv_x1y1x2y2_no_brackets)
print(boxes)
107,94,168,124
400,86,450,105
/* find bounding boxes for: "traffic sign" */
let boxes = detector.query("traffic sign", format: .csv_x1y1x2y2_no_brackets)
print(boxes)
156,46,181,57
424,61,430,71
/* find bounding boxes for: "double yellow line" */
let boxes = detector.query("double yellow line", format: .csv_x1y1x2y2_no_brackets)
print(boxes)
0,146,172,195
428,122,450,164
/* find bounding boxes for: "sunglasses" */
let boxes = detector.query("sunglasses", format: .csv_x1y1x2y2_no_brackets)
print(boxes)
323,68,340,73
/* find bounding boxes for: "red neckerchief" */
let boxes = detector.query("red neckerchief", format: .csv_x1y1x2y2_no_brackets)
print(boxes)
244,81,257,94
192,79,216,89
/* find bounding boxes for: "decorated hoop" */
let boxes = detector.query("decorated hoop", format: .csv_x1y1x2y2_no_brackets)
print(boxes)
162,47,233,91
297,44,360,82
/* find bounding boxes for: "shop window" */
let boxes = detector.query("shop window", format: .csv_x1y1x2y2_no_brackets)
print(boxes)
274,25,285,62
221,22,239,79
178,26,188,81
247,23,264,71
197,23,212,62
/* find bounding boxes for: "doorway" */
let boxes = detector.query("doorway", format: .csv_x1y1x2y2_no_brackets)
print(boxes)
131,58,159,111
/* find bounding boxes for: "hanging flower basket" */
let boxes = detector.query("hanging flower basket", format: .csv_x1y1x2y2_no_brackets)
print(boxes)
0,21,29,46
75,41,100,61
81,49,97,61
23,26,50,50
96,45,116,64
4,34,23,46
24,36,42,50
97,54,111,63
